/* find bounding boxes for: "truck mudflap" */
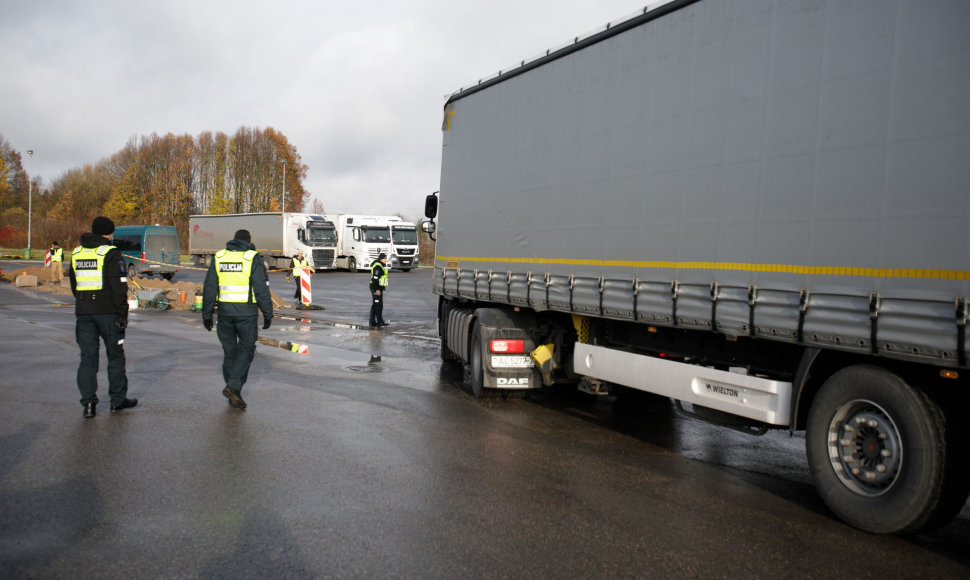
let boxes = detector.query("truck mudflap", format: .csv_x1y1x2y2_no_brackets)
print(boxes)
443,305,541,396
574,342,793,426
475,315,540,390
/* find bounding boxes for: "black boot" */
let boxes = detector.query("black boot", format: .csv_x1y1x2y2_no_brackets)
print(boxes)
111,398,138,413
83,402,96,418
222,387,247,409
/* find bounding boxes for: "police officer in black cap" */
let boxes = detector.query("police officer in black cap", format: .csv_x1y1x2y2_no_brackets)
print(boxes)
201,229,273,409
369,252,389,329
69,216,137,418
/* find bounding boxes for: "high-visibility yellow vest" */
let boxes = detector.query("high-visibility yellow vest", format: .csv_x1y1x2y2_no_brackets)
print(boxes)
292,256,309,277
215,249,257,303
51,248,63,262
72,245,114,291
371,262,388,288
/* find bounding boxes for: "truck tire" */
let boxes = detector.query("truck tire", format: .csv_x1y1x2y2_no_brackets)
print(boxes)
469,321,488,399
438,301,460,364
806,365,947,534
162,273,174,281
348,257,357,272
127,263,136,280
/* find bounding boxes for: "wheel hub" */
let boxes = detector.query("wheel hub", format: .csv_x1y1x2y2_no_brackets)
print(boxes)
828,402,902,496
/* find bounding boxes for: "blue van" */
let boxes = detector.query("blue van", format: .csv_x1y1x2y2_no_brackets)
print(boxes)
112,225,180,280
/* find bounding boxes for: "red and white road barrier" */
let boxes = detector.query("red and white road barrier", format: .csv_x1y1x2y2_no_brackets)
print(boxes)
45,251,51,267
300,268,311,305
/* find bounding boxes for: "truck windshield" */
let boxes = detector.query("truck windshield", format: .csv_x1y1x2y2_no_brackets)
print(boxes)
307,225,337,244
362,227,391,243
392,227,417,245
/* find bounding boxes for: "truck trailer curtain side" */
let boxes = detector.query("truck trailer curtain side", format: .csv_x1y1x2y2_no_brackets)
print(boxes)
428,0,970,535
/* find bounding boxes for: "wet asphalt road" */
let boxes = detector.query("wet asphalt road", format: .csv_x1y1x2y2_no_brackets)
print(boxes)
1,262,969,578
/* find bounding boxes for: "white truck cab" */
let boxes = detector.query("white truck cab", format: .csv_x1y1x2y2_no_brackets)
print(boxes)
377,216,419,271
329,214,392,272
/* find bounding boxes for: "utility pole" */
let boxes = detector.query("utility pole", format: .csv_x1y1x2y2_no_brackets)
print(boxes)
26,149,33,260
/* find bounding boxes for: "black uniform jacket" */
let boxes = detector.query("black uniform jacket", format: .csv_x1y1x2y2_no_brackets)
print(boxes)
202,238,274,320
68,233,129,318
370,261,388,292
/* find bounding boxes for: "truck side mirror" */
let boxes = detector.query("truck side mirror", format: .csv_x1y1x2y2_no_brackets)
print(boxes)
425,192,439,219
297,228,305,242
421,220,436,235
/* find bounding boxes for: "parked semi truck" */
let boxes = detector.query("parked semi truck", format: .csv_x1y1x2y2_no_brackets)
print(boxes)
328,214,392,272
189,213,337,271
423,0,970,534
375,216,419,271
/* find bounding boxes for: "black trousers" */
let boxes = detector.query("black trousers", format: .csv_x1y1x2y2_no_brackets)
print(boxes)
217,314,259,391
293,275,302,300
76,313,128,406
369,288,385,326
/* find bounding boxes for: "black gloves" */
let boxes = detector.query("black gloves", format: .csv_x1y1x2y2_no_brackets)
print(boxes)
203,318,213,332
116,317,128,331
262,317,272,330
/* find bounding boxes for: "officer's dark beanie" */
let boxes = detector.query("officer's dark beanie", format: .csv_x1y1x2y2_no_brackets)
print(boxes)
92,216,115,236
378,253,387,260
234,229,251,243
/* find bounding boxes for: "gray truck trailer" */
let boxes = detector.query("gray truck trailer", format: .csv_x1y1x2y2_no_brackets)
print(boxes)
189,213,337,271
423,0,970,534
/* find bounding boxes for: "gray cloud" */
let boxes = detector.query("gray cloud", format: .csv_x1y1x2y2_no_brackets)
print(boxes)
3,0,648,216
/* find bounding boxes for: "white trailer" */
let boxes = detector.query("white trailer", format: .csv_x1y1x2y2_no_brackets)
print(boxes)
424,0,970,534
328,214,392,272
189,213,337,271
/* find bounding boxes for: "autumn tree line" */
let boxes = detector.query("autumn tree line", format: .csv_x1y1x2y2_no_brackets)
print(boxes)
0,127,308,253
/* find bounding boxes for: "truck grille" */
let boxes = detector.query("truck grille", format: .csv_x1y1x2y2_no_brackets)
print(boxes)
368,248,389,262
313,249,335,267
396,248,416,256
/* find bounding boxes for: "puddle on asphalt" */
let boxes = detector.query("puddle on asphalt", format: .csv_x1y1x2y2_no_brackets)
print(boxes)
346,355,385,373
258,331,386,373
261,315,439,376
257,335,310,354
278,314,372,332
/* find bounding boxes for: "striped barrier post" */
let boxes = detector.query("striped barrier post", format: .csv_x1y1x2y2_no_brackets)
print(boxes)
45,251,51,268
300,268,312,305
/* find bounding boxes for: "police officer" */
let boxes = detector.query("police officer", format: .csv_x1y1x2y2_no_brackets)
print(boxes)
369,252,389,329
201,229,273,409
291,249,314,301
68,216,137,418
49,241,64,284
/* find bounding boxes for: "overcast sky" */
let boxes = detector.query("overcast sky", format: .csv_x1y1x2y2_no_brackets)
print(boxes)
2,0,650,219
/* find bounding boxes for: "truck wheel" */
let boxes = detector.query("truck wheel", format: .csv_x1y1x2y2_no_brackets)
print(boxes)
348,257,357,272
127,263,136,280
439,301,460,363
806,365,947,533
469,321,487,399
162,273,174,281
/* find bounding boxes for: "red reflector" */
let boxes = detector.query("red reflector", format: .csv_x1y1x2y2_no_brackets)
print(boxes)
141,251,146,264
490,339,524,354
